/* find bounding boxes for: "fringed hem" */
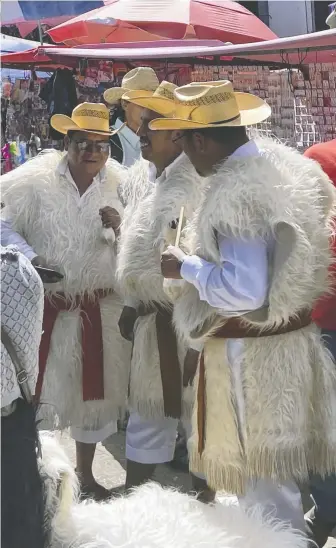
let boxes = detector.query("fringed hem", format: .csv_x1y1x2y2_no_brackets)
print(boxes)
246,445,310,484
189,441,325,494
129,395,192,421
37,401,125,431
189,446,246,495
306,439,336,477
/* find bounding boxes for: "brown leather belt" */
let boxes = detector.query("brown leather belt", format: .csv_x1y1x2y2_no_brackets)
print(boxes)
197,309,312,454
213,309,312,339
137,303,182,419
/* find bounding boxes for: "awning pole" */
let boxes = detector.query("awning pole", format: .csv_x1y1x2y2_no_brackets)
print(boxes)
37,20,43,45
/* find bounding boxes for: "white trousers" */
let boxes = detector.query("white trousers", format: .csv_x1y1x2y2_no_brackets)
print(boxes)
70,421,118,444
126,411,205,479
240,479,306,533
126,411,181,464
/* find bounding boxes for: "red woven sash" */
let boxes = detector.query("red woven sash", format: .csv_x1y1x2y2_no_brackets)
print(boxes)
35,290,111,402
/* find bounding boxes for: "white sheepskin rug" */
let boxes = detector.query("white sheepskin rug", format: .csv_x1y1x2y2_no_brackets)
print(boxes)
39,433,307,548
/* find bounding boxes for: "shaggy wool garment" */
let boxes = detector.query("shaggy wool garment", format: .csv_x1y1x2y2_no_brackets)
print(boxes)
170,137,336,494
116,153,204,420
0,151,132,431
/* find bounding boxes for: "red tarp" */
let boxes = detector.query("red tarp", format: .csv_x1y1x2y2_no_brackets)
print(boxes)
43,29,336,66
47,0,276,46
0,45,68,70
1,30,335,69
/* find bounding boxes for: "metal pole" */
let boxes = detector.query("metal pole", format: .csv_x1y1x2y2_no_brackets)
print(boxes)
37,19,43,45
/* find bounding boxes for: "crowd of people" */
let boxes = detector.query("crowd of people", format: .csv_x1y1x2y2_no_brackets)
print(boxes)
1,66,336,547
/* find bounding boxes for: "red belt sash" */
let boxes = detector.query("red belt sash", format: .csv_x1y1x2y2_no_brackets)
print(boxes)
36,289,111,402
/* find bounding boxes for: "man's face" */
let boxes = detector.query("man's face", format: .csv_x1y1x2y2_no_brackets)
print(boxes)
138,108,179,168
180,131,216,177
122,101,144,134
65,131,109,177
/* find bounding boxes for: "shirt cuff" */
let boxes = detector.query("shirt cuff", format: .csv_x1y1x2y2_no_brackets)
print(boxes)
180,254,205,284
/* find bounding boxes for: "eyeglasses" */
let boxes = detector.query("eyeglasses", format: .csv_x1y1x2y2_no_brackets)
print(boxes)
71,139,110,153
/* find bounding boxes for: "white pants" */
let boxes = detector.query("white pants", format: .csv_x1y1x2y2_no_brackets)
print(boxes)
126,411,207,481
240,479,306,533
126,411,181,464
70,421,118,444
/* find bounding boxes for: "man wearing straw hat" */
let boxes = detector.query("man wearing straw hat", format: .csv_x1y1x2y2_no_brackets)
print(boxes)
116,81,214,499
104,67,159,171
151,81,336,531
0,102,131,500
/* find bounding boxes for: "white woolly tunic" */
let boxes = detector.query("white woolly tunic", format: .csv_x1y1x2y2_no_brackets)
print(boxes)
117,153,203,419
0,151,132,431
170,137,336,493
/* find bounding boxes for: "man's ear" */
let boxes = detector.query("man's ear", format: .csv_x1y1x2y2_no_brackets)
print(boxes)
64,135,69,151
193,132,206,153
171,130,183,143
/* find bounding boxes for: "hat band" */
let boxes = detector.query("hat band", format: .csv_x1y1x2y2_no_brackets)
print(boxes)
207,113,241,125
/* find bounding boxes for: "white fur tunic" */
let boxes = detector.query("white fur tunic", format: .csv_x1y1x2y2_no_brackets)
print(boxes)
117,154,203,419
0,151,132,430
171,138,336,493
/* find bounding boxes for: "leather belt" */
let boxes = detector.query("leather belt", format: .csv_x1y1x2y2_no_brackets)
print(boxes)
137,303,182,419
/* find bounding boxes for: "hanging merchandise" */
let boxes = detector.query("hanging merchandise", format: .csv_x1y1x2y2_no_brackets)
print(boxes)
39,68,78,140
2,78,12,99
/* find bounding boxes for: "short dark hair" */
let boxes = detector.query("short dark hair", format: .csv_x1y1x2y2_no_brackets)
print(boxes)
185,125,247,144
67,130,80,140
110,103,125,126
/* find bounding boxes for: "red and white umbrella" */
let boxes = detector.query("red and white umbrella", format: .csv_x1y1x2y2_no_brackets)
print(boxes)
48,0,277,46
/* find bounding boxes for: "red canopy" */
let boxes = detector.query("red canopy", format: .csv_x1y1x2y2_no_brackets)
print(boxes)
2,31,335,69
2,15,70,38
41,30,336,66
47,0,277,46
0,45,68,70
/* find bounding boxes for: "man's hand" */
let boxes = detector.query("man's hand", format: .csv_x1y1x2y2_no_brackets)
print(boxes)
183,348,200,388
99,206,121,235
31,255,48,268
161,251,183,279
118,306,137,341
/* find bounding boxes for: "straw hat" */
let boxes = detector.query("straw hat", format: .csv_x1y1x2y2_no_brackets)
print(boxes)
104,67,159,105
122,81,178,117
149,80,271,131
51,102,117,136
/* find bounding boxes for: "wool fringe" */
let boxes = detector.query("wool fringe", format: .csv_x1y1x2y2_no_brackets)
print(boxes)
129,396,193,421
189,442,246,495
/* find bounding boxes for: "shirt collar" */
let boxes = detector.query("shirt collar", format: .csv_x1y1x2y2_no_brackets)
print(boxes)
56,153,107,187
230,140,260,158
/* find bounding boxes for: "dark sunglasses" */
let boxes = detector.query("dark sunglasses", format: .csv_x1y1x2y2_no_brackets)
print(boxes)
71,139,110,153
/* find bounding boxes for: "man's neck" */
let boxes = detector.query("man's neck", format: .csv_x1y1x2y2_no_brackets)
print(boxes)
68,164,94,195
155,151,181,178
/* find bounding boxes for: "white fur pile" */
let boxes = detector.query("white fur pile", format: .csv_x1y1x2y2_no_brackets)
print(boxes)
40,433,306,548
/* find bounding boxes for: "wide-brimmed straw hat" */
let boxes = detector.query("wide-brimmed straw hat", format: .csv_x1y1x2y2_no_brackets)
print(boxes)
122,81,178,117
51,102,117,136
104,67,159,105
149,80,271,131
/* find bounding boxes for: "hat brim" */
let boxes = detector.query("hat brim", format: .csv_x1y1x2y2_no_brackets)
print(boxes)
122,90,175,116
149,93,271,131
50,114,118,137
103,87,127,105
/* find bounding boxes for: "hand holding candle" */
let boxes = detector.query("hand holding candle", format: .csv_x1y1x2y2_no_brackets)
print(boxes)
161,206,186,279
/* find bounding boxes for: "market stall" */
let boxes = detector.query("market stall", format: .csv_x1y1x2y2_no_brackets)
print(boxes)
1,30,335,149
